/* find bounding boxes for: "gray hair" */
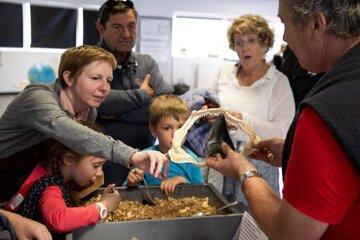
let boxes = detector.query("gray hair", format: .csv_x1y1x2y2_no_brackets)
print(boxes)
284,0,360,38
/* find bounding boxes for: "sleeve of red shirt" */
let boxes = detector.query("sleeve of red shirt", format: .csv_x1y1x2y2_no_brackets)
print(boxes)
283,107,359,224
39,186,100,233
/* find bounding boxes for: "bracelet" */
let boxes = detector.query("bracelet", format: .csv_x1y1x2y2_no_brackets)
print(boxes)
239,170,263,189
127,149,140,168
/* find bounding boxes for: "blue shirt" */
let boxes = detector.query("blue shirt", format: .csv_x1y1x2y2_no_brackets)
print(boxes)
144,145,204,185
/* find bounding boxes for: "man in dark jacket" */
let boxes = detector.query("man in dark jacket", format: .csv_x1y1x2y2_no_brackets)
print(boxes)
96,0,173,185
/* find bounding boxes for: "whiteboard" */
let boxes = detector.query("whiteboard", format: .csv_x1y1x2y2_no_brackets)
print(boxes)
139,17,172,84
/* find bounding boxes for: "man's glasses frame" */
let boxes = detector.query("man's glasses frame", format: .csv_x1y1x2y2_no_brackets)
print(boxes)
103,0,134,9
98,0,135,23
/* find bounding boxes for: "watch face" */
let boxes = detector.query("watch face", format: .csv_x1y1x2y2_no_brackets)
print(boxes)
96,202,108,220
101,209,107,218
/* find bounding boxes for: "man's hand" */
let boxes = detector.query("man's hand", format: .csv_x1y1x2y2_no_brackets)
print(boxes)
1,210,52,240
206,142,256,179
131,150,169,179
140,74,155,98
160,176,187,196
250,138,284,167
127,168,145,186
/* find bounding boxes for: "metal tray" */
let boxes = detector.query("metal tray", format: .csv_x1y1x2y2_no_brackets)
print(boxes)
66,184,244,240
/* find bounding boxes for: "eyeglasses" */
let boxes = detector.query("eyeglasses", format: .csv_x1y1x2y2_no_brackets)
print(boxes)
111,22,137,34
98,0,135,23
103,0,134,9
234,37,258,48
99,0,134,17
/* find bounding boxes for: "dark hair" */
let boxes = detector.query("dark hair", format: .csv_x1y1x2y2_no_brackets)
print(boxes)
173,83,190,95
41,121,103,176
97,0,138,26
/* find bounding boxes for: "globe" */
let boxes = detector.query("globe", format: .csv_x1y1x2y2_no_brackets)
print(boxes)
28,63,56,85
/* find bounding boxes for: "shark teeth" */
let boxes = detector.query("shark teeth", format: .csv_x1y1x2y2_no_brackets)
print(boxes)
169,107,261,166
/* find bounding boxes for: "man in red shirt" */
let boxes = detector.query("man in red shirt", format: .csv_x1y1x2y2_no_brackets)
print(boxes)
206,0,360,239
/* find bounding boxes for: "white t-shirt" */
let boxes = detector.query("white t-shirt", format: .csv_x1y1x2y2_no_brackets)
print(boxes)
211,63,295,145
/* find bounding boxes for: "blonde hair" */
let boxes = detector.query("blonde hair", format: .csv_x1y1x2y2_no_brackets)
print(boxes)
149,95,190,128
58,45,117,87
227,14,274,52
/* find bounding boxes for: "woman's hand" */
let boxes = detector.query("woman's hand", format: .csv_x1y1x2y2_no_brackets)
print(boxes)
228,110,243,120
250,138,284,167
0,209,52,240
206,142,256,179
201,105,216,125
160,176,187,196
127,168,145,186
100,184,120,212
130,150,169,179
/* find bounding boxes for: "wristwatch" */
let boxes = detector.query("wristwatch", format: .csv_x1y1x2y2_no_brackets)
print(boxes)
239,170,263,189
95,202,108,221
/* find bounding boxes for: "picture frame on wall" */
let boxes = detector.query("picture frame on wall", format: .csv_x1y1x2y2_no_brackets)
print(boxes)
140,17,171,41
138,16,172,83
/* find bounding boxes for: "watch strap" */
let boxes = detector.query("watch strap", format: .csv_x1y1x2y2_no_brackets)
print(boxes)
95,202,108,221
239,170,263,189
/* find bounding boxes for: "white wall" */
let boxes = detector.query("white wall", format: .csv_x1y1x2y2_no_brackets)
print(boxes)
0,0,280,115
4,0,279,17
136,0,278,18
0,51,61,93
0,94,14,115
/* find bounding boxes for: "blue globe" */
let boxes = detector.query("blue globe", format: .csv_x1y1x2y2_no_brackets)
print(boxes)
28,63,56,85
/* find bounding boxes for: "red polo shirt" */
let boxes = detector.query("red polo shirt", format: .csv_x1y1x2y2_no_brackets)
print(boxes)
283,107,360,239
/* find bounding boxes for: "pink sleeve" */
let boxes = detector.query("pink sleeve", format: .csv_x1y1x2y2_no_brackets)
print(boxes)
283,107,359,224
39,186,100,233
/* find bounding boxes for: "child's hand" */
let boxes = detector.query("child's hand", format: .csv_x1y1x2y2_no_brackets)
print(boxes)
127,168,145,186
100,184,120,212
160,176,187,196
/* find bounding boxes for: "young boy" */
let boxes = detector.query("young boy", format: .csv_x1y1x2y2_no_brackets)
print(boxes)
127,95,204,196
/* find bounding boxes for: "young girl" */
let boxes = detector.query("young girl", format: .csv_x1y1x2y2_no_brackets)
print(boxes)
6,122,120,237
126,95,204,196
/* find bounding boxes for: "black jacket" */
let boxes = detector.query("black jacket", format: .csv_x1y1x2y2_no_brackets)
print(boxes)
282,43,360,177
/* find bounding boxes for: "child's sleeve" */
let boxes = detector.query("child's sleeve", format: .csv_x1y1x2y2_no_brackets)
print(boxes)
144,172,161,185
39,186,100,233
187,165,204,184
186,149,204,184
